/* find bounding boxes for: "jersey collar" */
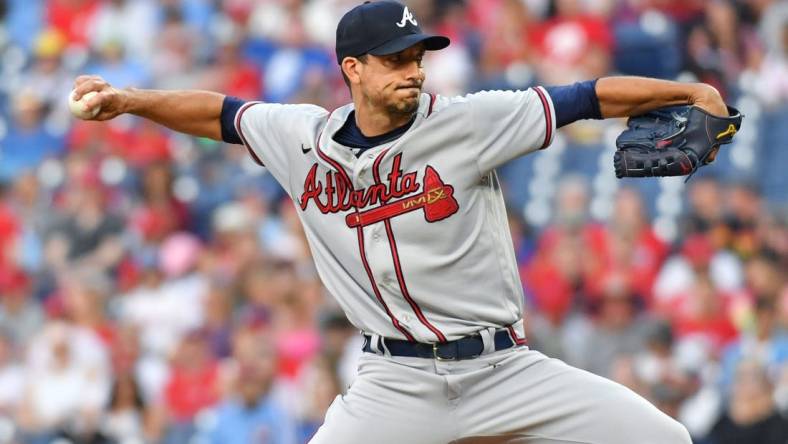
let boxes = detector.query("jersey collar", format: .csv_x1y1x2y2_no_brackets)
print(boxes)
315,93,434,173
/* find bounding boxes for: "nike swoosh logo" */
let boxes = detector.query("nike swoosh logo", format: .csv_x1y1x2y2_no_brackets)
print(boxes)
301,144,312,154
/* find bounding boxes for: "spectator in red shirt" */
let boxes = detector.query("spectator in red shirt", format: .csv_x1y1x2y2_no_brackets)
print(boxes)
46,0,101,47
236,259,319,380
163,330,220,443
131,162,189,245
605,188,668,307
0,189,20,269
671,271,740,356
525,176,607,321
198,31,263,100
475,0,535,81
530,0,615,83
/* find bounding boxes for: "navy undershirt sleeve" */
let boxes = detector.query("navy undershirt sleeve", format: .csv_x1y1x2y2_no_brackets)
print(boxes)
544,80,603,128
220,95,246,144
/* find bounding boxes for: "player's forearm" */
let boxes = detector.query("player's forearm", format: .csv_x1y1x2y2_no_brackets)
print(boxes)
72,75,227,140
122,88,225,140
595,76,728,118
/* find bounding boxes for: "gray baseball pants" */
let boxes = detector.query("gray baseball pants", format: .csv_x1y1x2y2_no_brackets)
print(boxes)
309,345,691,444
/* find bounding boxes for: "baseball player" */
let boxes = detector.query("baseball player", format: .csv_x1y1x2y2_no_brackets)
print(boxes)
71,1,737,443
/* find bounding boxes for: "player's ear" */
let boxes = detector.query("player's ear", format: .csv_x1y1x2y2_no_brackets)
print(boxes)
342,57,362,85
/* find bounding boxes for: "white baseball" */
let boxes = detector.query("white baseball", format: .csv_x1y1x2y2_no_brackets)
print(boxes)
68,90,101,119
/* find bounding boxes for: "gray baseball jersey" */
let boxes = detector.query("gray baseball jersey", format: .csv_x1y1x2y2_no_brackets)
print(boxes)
234,90,693,444
234,89,555,343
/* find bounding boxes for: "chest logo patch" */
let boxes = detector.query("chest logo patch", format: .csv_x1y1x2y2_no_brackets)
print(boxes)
299,154,458,228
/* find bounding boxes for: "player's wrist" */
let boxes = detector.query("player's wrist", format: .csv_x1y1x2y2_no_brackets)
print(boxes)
690,84,727,117
120,87,142,115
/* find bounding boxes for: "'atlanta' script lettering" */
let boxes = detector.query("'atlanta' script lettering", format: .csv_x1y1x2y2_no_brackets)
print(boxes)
299,154,420,214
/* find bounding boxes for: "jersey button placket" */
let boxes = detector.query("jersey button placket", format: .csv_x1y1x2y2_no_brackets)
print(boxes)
352,153,375,187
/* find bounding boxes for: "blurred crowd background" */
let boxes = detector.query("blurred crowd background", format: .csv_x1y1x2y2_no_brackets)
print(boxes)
0,0,787,443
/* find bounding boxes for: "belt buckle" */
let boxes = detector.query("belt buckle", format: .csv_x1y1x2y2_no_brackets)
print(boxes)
432,342,453,361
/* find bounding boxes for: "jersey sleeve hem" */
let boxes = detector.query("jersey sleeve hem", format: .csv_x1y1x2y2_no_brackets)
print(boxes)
532,86,556,150
234,101,265,166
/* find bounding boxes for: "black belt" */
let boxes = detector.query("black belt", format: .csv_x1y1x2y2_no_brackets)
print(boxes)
362,328,524,361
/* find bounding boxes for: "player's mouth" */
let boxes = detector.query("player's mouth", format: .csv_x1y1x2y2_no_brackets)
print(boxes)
397,86,421,98
397,83,422,91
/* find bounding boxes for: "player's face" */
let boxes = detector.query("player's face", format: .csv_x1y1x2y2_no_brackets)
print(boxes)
358,44,426,116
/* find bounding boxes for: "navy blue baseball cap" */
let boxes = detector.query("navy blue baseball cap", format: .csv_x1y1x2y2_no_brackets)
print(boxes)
335,1,450,65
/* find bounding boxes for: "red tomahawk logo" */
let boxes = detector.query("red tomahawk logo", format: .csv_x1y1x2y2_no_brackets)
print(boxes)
346,166,459,228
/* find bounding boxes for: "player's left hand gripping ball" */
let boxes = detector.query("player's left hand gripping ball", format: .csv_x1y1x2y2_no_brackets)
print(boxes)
614,105,743,180
68,90,101,120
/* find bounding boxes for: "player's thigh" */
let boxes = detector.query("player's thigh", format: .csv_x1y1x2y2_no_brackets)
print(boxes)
459,349,691,444
308,353,454,444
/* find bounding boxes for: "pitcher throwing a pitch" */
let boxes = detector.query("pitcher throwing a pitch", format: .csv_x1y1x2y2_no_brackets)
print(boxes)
71,2,742,442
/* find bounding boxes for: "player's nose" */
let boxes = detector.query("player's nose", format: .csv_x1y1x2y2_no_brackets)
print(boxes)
403,60,423,82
